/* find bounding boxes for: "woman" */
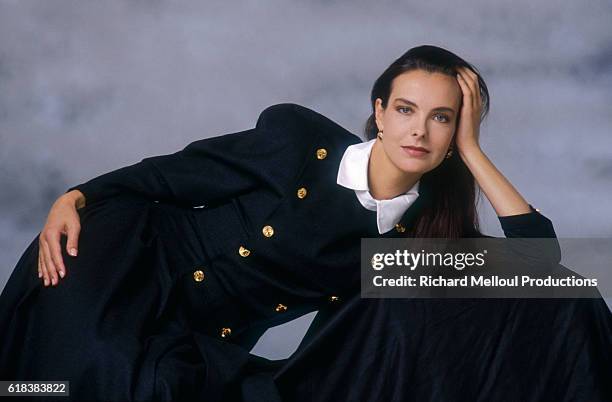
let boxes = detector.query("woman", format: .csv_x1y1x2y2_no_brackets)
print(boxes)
1,45,610,401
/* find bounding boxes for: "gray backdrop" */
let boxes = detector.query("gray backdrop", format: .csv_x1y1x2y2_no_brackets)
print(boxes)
1,0,611,359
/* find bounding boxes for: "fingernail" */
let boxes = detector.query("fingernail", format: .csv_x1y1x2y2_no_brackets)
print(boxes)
69,248,77,257
44,279,49,286
59,270,65,278
38,271,42,278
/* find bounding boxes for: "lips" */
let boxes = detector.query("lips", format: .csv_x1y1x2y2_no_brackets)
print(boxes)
401,145,430,158
403,146,430,153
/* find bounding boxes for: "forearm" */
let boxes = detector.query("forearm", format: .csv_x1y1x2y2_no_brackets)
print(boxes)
461,144,560,263
65,157,177,207
459,144,531,217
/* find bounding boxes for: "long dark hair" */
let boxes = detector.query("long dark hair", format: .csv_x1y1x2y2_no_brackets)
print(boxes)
364,45,490,238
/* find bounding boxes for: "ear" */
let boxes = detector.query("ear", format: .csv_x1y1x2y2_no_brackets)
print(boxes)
374,98,384,131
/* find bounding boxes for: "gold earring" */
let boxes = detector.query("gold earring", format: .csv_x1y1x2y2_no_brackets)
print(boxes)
445,148,454,159
377,130,383,140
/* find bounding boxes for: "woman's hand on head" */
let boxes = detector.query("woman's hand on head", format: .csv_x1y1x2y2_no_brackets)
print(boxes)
38,191,83,287
455,66,483,157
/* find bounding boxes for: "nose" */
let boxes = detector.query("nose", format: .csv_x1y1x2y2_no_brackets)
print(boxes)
411,116,428,138
411,124,427,138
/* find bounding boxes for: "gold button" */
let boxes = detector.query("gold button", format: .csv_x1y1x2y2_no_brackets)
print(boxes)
238,246,251,257
329,295,340,302
316,148,327,159
193,270,205,282
262,225,274,237
395,223,406,233
275,303,288,312
220,327,232,338
297,187,308,199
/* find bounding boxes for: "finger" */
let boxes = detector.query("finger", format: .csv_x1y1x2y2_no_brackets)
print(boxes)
467,69,480,92
460,67,481,102
41,238,58,286
458,71,480,112
65,223,80,258
40,251,49,287
456,73,472,100
39,242,50,286
48,232,67,282
47,231,67,279
41,238,56,286
462,66,478,81
458,68,478,97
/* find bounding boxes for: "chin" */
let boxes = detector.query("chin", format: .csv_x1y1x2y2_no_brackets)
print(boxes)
393,156,426,169
397,163,429,175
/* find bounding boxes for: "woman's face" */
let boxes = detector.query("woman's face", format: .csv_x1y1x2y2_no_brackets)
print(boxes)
374,69,462,174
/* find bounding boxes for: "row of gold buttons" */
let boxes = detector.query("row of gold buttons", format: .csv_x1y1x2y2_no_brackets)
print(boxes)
235,147,326,257
204,147,334,340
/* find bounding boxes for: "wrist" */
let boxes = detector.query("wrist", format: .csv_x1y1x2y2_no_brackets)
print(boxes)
457,141,483,160
64,190,86,209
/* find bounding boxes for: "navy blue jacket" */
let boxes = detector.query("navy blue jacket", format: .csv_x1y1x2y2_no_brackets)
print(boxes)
64,102,558,343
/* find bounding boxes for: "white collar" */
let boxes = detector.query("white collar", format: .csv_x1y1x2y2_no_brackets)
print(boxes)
336,139,420,234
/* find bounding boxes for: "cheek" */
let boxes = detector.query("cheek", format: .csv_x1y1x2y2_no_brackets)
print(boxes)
384,117,403,133
431,131,454,151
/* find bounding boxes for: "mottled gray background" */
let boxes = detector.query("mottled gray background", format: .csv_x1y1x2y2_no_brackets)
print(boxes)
1,0,611,359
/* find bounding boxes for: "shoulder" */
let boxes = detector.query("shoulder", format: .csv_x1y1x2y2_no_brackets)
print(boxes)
255,103,363,148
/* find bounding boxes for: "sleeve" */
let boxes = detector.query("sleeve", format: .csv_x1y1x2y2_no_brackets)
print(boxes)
497,204,557,238
66,125,315,208
497,203,561,267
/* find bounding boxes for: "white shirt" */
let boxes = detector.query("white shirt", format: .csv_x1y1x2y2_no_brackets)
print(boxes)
336,139,420,234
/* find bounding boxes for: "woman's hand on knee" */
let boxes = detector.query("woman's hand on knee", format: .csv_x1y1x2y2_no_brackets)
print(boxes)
38,193,82,287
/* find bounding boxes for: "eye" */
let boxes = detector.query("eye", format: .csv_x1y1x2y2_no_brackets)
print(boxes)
397,106,412,114
434,114,450,123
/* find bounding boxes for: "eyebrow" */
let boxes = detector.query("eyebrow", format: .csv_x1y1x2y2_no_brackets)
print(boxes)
393,97,455,114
